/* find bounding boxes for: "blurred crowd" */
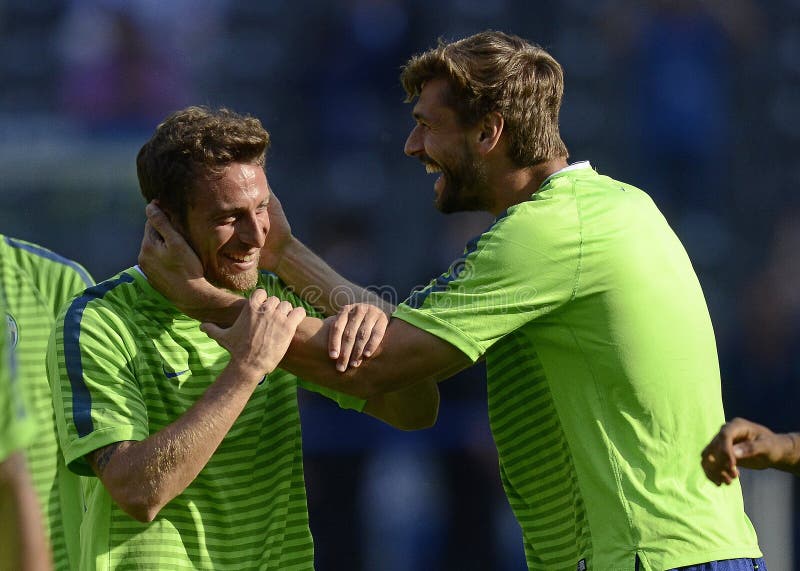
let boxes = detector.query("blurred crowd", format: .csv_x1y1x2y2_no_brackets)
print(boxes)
1,0,798,569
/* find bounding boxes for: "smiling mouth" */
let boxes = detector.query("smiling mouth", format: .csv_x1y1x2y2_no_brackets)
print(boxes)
424,162,441,174
223,252,258,270
422,160,444,193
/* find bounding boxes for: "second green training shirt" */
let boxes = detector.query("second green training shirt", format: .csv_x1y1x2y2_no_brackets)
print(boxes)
49,267,364,571
1,298,36,462
0,235,93,571
393,163,760,570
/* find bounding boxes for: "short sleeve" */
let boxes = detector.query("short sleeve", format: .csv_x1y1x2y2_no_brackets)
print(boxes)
0,310,36,461
393,203,581,362
48,297,149,476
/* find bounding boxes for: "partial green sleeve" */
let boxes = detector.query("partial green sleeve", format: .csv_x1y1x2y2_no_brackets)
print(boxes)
0,308,36,461
45,263,95,318
393,202,580,361
258,272,367,412
48,300,149,476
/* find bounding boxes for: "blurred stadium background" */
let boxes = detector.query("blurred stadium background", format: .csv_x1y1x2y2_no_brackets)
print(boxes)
1,0,798,569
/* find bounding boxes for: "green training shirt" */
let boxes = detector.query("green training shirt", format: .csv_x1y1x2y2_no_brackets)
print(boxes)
1,299,37,461
0,235,93,571
48,267,364,571
393,163,760,570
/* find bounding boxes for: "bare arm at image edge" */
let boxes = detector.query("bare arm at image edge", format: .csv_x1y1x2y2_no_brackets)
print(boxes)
0,452,53,571
702,417,800,485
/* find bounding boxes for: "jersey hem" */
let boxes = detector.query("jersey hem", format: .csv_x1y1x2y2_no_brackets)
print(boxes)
64,425,146,476
649,546,764,570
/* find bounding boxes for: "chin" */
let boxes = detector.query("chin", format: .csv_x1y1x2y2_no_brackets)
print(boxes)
212,270,259,293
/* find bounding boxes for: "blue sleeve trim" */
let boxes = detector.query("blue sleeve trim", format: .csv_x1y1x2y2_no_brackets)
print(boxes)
63,273,134,438
5,236,93,287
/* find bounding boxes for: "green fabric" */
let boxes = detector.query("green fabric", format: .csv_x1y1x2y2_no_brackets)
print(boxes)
394,164,760,570
0,300,36,460
49,267,362,571
0,235,93,571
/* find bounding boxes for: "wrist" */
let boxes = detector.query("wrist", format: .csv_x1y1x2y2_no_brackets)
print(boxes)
786,433,800,474
272,236,301,279
223,358,269,388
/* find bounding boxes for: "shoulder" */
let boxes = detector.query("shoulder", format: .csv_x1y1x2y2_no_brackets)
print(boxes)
469,200,580,267
0,235,93,287
58,270,141,330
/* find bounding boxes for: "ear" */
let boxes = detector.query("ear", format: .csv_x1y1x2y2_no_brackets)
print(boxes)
157,202,185,235
476,111,504,155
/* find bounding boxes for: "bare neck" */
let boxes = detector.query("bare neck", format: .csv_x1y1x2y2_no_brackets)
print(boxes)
489,157,570,216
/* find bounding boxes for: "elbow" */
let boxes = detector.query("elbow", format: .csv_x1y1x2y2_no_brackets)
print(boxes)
120,499,163,523
390,386,440,432
398,399,439,431
128,504,161,524
111,486,166,523
395,416,436,432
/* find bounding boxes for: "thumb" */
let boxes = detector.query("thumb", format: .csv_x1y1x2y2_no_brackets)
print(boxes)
733,442,751,459
200,322,225,342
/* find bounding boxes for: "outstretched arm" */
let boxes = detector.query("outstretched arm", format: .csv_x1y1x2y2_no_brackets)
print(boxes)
86,291,305,522
701,417,800,485
139,202,454,430
255,189,394,316
286,313,472,400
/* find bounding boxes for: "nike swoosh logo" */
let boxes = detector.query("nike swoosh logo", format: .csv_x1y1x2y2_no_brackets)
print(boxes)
163,365,190,379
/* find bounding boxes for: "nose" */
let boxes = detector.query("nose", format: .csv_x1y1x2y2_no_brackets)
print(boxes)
237,212,268,248
404,125,422,157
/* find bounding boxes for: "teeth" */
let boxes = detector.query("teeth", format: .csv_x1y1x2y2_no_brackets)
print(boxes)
228,254,255,262
425,163,441,174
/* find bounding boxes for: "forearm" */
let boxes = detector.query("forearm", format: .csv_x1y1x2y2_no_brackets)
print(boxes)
781,432,800,475
364,380,440,431
275,238,394,316
97,361,263,522
0,452,52,571
283,316,469,400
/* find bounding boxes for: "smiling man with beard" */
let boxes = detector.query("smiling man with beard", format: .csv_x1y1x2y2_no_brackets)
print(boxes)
139,33,765,570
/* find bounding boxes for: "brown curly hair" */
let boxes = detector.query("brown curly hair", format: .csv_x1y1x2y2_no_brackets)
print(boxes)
401,31,568,167
136,106,270,224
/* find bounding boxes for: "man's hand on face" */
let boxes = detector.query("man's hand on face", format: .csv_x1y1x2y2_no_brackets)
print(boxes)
139,201,211,312
201,289,306,377
258,188,293,272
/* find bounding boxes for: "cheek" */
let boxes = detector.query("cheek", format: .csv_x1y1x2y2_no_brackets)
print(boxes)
258,212,270,234
207,228,233,255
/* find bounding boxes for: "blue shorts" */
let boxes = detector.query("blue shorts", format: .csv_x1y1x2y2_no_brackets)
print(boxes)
668,558,768,571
